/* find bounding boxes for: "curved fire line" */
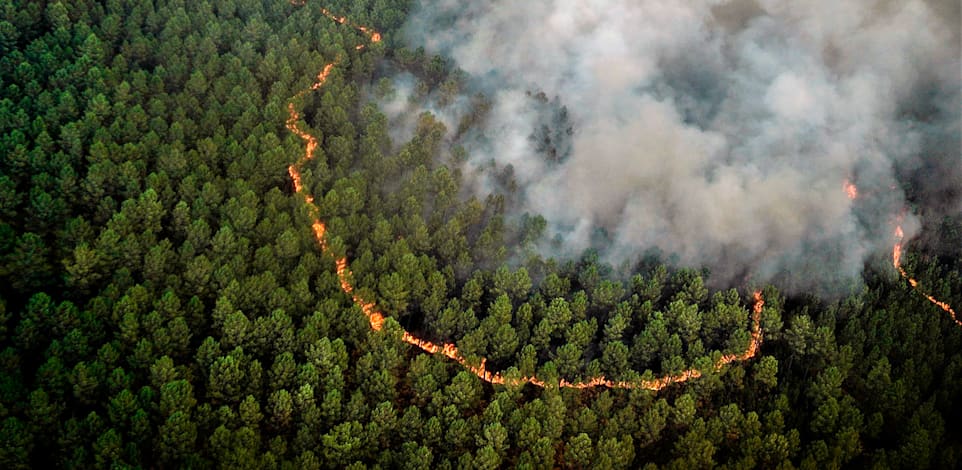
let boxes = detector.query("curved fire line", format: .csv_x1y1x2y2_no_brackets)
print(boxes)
285,2,768,390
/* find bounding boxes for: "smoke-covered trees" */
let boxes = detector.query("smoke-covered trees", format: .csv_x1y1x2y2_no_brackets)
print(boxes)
0,0,960,468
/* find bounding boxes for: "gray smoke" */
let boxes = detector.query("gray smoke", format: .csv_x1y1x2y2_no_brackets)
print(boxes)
389,0,961,293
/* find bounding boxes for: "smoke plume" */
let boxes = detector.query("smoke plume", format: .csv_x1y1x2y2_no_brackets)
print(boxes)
389,0,961,294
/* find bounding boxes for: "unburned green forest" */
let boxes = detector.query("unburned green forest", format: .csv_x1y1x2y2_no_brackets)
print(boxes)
0,1,961,468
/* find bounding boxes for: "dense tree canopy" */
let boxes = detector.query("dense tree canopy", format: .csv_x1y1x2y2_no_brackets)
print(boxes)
1,0,960,468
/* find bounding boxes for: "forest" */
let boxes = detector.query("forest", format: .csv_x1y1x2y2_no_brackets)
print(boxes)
1,0,961,468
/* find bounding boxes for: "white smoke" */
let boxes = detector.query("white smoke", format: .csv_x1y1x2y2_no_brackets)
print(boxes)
391,0,961,293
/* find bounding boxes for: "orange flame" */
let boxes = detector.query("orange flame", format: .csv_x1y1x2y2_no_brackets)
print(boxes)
842,181,958,326
892,223,960,326
843,179,858,200
285,4,767,390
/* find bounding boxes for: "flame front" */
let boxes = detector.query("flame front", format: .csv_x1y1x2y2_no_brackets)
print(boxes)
844,180,957,327
285,3,767,390
892,223,960,326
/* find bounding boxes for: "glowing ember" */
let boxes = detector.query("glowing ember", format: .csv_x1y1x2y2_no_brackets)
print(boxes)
285,4,768,390
843,179,858,200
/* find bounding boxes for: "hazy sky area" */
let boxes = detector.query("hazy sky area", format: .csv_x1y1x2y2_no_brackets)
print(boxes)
386,0,961,294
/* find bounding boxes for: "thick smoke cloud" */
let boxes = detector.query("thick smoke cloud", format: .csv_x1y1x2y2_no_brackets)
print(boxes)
393,0,961,293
